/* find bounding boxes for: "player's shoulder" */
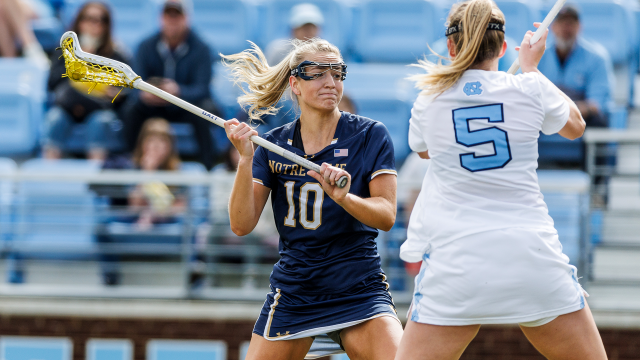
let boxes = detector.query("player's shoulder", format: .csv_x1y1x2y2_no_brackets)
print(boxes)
262,120,297,146
338,111,389,142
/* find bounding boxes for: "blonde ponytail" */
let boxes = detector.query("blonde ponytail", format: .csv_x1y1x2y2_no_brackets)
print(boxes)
221,38,343,121
410,0,505,95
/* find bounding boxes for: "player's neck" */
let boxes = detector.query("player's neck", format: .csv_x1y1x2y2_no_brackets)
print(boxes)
468,58,499,71
299,108,341,154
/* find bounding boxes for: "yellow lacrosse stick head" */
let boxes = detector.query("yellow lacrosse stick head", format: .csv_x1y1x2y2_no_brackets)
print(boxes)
59,31,140,94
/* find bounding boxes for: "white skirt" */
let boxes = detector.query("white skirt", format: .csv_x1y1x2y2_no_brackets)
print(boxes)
409,227,586,326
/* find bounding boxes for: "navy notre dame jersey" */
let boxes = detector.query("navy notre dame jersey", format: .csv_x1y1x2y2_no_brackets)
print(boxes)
252,111,396,294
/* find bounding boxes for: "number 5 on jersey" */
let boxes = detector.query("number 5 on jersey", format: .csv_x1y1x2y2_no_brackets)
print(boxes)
452,103,512,172
284,182,324,229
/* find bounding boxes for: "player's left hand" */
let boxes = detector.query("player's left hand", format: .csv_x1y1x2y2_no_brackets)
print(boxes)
308,162,351,202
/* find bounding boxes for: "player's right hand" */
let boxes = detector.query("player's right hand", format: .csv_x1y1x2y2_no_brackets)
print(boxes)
516,22,548,73
224,119,258,159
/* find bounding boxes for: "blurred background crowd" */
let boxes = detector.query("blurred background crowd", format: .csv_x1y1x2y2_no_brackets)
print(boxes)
0,0,639,359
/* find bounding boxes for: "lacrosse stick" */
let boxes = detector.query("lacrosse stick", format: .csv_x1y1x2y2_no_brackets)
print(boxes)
507,0,567,74
58,31,348,188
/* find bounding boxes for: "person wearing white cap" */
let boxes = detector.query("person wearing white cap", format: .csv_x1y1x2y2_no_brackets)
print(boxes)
266,3,324,66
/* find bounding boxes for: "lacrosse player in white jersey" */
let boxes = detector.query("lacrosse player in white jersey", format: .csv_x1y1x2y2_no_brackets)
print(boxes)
395,0,608,359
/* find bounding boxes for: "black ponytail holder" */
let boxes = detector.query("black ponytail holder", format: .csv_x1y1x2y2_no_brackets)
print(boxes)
445,22,505,36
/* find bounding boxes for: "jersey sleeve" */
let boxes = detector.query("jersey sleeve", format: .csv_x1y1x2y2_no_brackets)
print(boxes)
408,95,430,152
252,144,273,188
366,122,397,181
538,73,571,135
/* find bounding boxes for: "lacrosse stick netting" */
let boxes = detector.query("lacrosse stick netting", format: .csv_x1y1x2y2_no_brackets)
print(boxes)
58,31,348,188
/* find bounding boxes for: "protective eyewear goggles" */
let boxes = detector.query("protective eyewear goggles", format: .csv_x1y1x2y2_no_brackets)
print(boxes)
291,60,348,81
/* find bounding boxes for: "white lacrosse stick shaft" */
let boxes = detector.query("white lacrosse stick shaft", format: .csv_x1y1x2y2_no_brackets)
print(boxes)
136,82,348,188
507,0,567,74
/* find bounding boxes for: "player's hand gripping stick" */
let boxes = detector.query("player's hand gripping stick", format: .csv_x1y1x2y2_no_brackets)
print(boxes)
507,0,567,75
58,31,348,188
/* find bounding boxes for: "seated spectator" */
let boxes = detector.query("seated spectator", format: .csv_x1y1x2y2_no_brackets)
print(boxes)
123,0,219,170
0,0,49,66
43,1,129,161
265,3,324,65
98,118,186,285
338,93,357,114
537,4,613,128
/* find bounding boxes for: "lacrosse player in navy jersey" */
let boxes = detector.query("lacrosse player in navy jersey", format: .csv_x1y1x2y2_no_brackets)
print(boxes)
220,38,403,360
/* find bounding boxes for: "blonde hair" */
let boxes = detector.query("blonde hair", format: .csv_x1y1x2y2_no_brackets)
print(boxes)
410,0,505,95
221,38,343,121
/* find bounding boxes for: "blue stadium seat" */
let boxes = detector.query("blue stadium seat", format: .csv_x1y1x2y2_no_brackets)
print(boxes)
568,0,637,66
0,59,47,156
212,62,243,120
0,91,40,156
191,0,258,58
32,17,65,52
538,134,583,163
345,63,421,100
62,0,159,53
146,340,226,360
354,0,445,63
538,170,590,264
239,341,249,360
262,0,351,54
0,159,17,249
86,339,133,360
0,336,72,360
14,159,100,257
350,96,412,163
494,0,541,44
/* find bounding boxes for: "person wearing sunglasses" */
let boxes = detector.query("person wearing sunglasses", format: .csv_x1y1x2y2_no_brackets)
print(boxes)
44,1,130,161
221,38,403,360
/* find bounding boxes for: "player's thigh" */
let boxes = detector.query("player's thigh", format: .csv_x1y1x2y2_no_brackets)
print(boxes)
341,316,403,360
519,301,607,360
245,333,313,360
393,320,480,360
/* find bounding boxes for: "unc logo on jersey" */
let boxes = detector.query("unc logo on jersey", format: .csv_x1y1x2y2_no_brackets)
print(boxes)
463,82,483,96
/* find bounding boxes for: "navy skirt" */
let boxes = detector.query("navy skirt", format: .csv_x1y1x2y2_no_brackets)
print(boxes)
253,273,399,358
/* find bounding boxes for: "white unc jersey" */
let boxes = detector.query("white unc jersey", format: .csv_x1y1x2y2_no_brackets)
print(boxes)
400,70,570,262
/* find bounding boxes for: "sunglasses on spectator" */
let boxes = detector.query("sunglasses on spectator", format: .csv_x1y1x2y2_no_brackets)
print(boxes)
81,15,108,24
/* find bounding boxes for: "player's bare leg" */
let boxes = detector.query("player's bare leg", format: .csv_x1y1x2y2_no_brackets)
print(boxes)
340,316,403,360
393,321,480,360
245,333,313,360
520,301,607,360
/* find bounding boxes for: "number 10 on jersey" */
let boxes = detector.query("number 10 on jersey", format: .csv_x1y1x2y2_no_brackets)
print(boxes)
284,182,324,230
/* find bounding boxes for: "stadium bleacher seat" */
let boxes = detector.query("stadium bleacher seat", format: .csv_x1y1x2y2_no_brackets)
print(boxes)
262,0,351,55
146,340,226,360
86,339,133,360
61,0,159,53
494,0,541,44
0,336,72,360
13,159,100,258
350,96,412,163
32,17,65,53
0,159,17,250
0,59,47,156
354,0,445,63
191,0,259,58
239,341,249,360
212,62,243,120
538,170,590,266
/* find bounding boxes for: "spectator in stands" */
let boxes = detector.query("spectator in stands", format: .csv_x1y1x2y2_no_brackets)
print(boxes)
0,0,49,66
538,4,613,128
43,1,129,161
123,0,219,170
265,3,324,65
338,93,357,114
99,118,186,285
